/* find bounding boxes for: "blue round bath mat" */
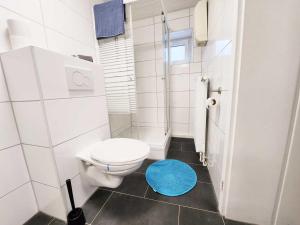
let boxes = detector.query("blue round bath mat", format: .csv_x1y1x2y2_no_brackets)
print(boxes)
145,159,197,196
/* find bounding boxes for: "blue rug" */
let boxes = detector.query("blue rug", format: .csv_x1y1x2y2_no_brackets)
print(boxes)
145,159,197,196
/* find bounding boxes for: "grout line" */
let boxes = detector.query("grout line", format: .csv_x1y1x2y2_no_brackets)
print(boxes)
22,143,49,149
143,186,149,198
47,217,56,225
104,189,220,215
90,192,113,225
178,206,180,225
32,180,60,189
10,94,106,103
0,181,30,200
0,143,20,152
53,123,109,148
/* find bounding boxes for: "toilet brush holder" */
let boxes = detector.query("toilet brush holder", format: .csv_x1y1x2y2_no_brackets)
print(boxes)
66,179,86,225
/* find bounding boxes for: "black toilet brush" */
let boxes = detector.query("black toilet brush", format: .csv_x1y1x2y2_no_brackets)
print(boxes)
66,179,86,225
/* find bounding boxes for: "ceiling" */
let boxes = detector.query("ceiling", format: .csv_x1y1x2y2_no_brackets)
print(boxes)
92,0,199,21
131,0,199,20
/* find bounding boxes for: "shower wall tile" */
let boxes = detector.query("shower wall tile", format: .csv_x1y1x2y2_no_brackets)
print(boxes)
32,182,67,221
170,64,190,75
133,18,154,28
154,23,163,43
0,183,38,225
169,74,190,91
0,145,30,198
167,9,190,20
136,77,157,93
171,108,189,123
137,93,157,108
13,101,50,147
167,17,190,31
172,123,189,137
0,103,19,149
170,92,190,108
134,44,156,62
135,60,156,77
23,145,59,188
44,96,108,145
133,25,155,45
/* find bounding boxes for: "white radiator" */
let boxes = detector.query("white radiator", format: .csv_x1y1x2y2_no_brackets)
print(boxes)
192,76,208,163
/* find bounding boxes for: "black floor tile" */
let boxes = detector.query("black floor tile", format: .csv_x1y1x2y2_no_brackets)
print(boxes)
146,182,218,212
179,207,223,225
169,141,182,151
190,164,211,183
225,219,255,225
92,193,179,225
24,212,53,225
107,172,148,197
49,219,66,225
167,150,200,165
136,159,156,173
181,142,196,152
82,189,112,223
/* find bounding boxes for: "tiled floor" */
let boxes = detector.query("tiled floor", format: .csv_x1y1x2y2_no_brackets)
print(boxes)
24,138,252,225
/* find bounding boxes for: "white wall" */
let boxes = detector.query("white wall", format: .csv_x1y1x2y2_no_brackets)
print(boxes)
201,0,238,207
274,86,300,225
1,47,110,221
132,8,202,137
0,60,38,224
224,0,300,224
0,1,97,223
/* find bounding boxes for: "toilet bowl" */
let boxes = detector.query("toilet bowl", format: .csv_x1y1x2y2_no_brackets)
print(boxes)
76,138,150,188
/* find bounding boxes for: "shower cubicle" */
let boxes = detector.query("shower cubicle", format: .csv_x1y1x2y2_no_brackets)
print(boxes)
98,0,171,159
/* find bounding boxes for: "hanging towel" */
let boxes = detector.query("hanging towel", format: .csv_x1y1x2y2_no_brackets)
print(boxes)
93,0,125,39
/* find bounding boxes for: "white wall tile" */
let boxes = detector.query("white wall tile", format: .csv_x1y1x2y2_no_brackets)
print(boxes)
168,17,190,32
1,48,40,101
156,76,164,93
33,47,105,99
137,93,157,108
41,0,94,46
135,108,157,123
167,9,190,20
136,77,156,93
61,174,97,210
13,101,50,147
156,60,164,76
44,96,108,145
23,145,59,188
133,25,154,45
172,123,189,137
0,183,37,225
171,108,189,123
0,103,19,149
0,145,30,197
54,128,108,185
133,18,154,28
155,43,164,59
0,66,9,102
134,43,155,62
60,0,93,22
189,73,201,91
135,60,156,77
190,62,202,73
154,23,163,43
169,74,189,91
33,182,66,221
170,64,189,75
170,91,189,107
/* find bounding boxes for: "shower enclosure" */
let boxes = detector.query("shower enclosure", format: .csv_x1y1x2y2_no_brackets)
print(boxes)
102,0,171,159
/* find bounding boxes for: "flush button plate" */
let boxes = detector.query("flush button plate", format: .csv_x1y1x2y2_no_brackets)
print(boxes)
65,65,94,91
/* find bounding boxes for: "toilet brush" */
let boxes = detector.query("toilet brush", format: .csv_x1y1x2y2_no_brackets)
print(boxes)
66,179,86,225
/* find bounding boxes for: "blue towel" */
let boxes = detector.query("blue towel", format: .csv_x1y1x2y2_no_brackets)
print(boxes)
94,0,125,39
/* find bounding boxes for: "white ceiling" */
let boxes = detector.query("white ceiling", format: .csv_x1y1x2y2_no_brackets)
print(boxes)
92,0,199,21
131,0,199,20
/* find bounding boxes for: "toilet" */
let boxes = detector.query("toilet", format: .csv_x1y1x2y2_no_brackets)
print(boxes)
76,138,150,188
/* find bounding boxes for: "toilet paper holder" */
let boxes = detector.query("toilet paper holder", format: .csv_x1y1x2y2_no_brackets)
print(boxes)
210,87,222,94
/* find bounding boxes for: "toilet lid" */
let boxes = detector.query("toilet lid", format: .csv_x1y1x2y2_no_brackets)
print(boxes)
89,138,150,165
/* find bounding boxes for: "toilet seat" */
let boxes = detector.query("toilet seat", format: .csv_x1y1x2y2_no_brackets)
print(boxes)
89,138,150,166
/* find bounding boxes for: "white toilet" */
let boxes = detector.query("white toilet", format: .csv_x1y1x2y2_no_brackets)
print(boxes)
76,138,150,188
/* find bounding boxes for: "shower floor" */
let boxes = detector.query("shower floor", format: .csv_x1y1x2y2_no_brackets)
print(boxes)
24,138,251,225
